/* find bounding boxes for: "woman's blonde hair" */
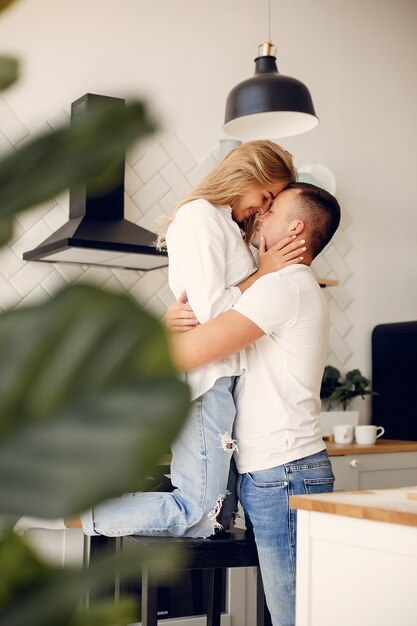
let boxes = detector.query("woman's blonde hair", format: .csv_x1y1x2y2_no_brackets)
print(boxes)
156,140,296,247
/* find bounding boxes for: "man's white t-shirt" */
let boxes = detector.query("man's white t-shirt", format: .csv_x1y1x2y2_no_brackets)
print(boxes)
166,199,257,400
232,264,329,473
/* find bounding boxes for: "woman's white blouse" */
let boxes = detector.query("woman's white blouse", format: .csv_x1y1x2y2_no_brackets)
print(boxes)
166,199,257,400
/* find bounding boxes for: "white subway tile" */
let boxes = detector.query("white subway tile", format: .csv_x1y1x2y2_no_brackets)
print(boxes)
101,274,128,294
10,262,54,297
133,143,170,183
340,207,352,229
329,299,352,338
16,285,50,308
0,96,29,145
324,246,352,283
74,266,112,287
129,268,167,305
10,220,54,259
311,254,332,278
160,161,191,199
7,220,26,246
16,200,56,230
55,263,85,283
157,280,176,307
43,204,67,231
41,270,67,297
187,153,217,187
132,174,170,212
329,326,353,365
126,138,146,167
330,284,353,311
16,121,51,147
111,267,141,290
138,202,166,233
125,163,143,196
159,190,177,215
124,193,143,222
45,108,70,131
160,132,196,174
0,273,21,311
0,246,23,279
332,229,352,257
143,294,167,319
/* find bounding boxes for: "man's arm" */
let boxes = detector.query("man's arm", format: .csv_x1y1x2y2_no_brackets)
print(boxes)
169,309,264,371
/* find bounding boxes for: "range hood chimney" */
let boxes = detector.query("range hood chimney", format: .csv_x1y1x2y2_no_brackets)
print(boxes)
23,93,168,271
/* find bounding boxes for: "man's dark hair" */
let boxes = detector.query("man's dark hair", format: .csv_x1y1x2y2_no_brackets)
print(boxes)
286,182,341,257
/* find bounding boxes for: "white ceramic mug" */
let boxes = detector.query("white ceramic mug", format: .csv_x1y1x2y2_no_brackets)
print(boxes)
355,425,385,445
333,424,354,444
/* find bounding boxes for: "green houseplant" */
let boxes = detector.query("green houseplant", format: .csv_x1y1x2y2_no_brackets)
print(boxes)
321,366,375,411
319,366,376,436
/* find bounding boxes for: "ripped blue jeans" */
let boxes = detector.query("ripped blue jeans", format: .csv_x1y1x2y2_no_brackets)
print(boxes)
81,376,238,537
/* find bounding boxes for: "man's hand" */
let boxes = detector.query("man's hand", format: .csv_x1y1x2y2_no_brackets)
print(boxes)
164,291,198,333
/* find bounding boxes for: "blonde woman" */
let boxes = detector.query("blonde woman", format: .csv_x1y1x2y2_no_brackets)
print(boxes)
15,141,305,538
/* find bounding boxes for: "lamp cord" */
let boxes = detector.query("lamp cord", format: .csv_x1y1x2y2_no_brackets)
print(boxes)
266,0,271,41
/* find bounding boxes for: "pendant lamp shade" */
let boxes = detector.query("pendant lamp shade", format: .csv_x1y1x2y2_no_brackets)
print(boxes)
224,42,319,140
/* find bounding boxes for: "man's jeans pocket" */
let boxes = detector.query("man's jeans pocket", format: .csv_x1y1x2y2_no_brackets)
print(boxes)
246,473,288,489
304,476,335,494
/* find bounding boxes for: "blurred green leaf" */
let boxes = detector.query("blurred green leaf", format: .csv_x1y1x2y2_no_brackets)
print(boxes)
0,55,18,90
0,214,13,246
0,0,17,13
68,599,136,626
0,532,181,626
0,284,190,517
0,99,157,246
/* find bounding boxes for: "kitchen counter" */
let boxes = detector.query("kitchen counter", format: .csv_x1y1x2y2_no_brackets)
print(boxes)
292,485,417,626
325,438,417,457
291,485,417,527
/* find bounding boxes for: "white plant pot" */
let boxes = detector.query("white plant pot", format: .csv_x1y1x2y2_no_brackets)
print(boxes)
319,410,360,437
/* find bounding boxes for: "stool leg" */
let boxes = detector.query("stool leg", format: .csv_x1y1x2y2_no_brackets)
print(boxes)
256,568,272,626
191,570,205,615
141,568,158,626
206,568,223,626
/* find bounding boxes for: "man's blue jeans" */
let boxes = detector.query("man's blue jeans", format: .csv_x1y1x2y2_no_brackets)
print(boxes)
238,449,335,626
81,376,238,537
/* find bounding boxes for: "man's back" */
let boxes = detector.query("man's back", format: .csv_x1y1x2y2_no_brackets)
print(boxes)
233,264,329,473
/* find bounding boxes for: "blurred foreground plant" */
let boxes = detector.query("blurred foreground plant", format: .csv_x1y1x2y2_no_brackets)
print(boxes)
0,2,190,624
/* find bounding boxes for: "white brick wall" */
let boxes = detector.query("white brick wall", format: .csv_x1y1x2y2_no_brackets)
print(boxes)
0,95,354,366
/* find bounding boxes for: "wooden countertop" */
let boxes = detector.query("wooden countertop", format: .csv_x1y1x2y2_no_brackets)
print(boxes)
160,440,417,466
291,486,417,528
325,439,417,456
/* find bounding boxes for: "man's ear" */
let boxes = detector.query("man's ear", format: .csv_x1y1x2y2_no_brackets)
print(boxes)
288,219,305,236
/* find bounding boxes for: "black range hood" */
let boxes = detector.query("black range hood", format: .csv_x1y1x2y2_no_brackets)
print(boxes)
23,93,168,271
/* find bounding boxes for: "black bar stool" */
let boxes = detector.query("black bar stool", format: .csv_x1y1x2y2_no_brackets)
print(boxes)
90,528,272,626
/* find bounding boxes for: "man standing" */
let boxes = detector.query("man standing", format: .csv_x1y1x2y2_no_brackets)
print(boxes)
170,182,341,626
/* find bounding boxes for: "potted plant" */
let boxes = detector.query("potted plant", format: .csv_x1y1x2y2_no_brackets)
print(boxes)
319,366,376,435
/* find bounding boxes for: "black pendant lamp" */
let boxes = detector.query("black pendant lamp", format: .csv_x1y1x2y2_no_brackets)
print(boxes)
224,2,318,140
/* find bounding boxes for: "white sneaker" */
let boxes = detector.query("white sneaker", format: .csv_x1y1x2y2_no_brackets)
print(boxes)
13,516,66,535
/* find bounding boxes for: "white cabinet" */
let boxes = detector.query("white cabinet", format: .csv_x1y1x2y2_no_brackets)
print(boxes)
295,509,417,626
330,451,417,491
